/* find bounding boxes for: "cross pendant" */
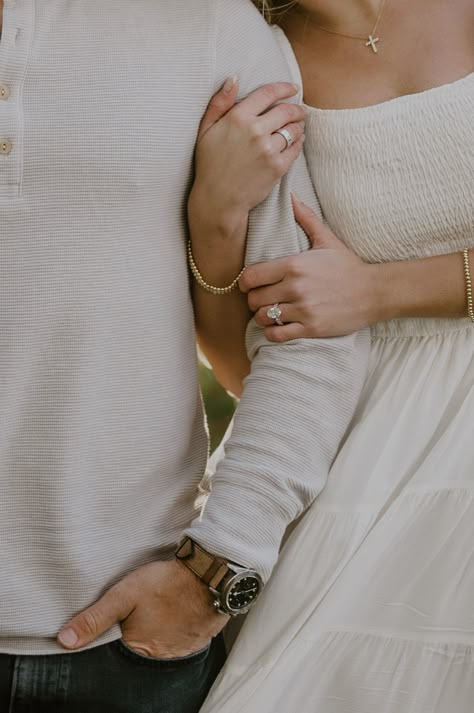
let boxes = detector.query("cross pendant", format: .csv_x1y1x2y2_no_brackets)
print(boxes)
365,35,380,53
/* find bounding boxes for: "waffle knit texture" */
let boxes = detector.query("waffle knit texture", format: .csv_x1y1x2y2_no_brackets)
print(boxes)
0,0,370,655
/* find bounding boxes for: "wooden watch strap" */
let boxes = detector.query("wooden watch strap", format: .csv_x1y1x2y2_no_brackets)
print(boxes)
175,538,230,590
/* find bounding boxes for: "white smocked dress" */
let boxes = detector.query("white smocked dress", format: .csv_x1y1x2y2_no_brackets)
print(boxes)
201,28,474,713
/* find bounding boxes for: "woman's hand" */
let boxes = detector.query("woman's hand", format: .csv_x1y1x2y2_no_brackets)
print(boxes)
188,78,307,397
240,195,381,341
189,78,307,232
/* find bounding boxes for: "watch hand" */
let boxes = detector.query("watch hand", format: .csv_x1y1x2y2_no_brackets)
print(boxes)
235,587,259,596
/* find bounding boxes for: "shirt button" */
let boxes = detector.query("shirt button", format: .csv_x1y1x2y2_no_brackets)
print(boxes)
0,141,12,155
0,85,10,100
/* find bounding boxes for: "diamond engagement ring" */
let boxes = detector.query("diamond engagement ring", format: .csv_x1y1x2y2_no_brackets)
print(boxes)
276,128,293,151
267,303,284,326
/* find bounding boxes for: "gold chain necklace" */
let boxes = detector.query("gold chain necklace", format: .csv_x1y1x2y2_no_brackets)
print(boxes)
299,0,388,54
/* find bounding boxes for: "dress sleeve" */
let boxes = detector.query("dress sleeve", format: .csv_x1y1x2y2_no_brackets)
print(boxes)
184,0,371,582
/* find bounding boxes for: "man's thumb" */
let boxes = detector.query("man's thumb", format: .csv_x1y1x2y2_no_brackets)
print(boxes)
58,584,132,650
197,76,239,141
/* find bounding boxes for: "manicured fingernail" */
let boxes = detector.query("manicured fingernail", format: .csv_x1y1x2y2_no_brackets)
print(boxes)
292,83,301,92
223,76,238,93
291,192,302,203
58,628,79,647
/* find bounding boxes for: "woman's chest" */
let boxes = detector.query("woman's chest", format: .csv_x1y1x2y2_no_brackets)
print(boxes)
286,0,474,112
305,83,474,262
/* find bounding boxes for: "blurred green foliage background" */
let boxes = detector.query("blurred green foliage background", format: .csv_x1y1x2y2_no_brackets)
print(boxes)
199,363,236,453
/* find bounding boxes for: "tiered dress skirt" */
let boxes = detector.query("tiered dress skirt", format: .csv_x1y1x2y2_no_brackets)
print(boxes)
202,317,474,712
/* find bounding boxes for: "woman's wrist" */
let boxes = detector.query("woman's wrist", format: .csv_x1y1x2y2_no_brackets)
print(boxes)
369,261,429,323
358,263,395,325
188,184,249,241
188,186,249,285
367,263,403,323
364,261,423,324
369,254,468,322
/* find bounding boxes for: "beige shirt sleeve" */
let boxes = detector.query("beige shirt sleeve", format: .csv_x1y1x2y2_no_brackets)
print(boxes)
185,0,371,582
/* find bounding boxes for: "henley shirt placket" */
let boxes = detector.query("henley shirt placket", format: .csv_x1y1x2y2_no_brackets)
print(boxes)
0,0,34,200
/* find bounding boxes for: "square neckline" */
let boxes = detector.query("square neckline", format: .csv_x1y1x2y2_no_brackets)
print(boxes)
271,25,474,116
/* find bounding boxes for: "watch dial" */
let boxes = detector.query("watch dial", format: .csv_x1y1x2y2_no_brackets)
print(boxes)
227,575,262,611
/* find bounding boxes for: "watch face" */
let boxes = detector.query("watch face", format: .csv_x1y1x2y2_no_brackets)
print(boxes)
224,572,263,614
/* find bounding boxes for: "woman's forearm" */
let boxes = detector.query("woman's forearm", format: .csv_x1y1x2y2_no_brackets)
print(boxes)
188,189,251,398
373,250,472,323
186,78,306,385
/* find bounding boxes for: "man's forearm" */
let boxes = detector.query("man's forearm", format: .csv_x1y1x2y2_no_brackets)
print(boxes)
184,0,371,582
186,326,371,582
186,154,371,582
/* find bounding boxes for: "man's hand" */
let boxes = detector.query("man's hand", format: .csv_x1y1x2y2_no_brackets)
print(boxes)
58,560,228,658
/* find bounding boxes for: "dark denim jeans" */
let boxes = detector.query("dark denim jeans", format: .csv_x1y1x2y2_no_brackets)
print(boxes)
0,636,226,713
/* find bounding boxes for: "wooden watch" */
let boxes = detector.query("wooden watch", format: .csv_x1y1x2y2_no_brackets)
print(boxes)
175,538,264,616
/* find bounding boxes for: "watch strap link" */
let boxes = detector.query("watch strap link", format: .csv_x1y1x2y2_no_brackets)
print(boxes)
175,538,230,591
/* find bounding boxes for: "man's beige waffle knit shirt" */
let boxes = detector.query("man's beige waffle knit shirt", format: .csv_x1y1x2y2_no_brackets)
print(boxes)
0,0,369,654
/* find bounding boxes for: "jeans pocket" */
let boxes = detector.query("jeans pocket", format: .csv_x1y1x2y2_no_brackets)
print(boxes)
115,639,212,669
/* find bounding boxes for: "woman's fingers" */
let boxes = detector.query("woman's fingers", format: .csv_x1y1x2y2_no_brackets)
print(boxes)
255,303,297,327
197,80,302,145
261,102,307,132
247,283,293,313
278,138,305,176
240,257,288,294
271,122,305,153
197,77,239,141
292,194,329,247
264,322,306,343
236,82,299,117
292,194,344,250
254,302,308,342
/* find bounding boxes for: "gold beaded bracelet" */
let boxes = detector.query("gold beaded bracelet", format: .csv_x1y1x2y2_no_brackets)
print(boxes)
187,240,245,296
463,249,474,323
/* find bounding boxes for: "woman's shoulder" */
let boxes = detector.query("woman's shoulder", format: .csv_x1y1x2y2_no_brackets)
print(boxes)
270,25,303,93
